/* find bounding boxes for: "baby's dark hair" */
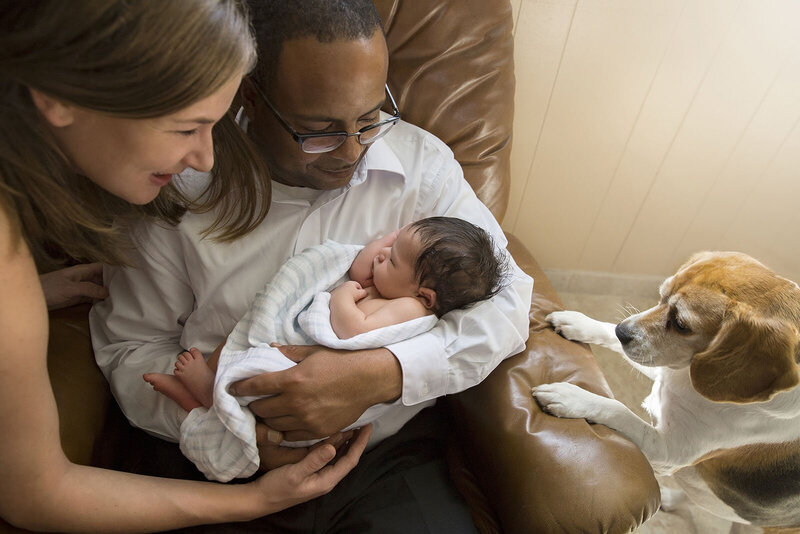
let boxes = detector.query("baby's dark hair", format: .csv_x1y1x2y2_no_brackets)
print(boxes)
409,217,508,317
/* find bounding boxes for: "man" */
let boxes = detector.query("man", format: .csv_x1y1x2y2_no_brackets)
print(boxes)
91,1,532,531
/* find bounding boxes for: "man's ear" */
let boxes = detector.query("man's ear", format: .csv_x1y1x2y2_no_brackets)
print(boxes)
418,287,437,310
29,88,75,127
239,78,259,120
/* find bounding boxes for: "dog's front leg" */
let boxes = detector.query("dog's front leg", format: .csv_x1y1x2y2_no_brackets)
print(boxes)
532,382,672,473
547,311,623,353
547,311,660,380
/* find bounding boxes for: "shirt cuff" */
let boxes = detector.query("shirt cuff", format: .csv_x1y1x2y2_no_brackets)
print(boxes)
385,331,449,405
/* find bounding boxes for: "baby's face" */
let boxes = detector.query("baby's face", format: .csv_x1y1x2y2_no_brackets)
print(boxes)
372,225,422,299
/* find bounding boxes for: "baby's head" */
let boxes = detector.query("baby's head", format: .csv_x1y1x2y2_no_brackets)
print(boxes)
372,216,508,317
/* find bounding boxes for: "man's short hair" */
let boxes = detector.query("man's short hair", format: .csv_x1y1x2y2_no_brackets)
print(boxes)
245,0,383,90
410,217,508,317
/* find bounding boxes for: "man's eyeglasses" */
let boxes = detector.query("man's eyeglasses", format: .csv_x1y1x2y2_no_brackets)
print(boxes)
250,80,401,154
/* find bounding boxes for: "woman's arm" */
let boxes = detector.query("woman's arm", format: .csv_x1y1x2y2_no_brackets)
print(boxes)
0,212,369,533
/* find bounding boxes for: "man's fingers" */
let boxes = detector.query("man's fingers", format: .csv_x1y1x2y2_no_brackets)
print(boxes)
312,430,354,452
66,262,104,281
283,428,326,442
273,344,317,363
230,369,285,397
256,437,310,471
229,344,317,396
255,422,284,445
76,281,109,300
247,396,287,420
258,413,326,440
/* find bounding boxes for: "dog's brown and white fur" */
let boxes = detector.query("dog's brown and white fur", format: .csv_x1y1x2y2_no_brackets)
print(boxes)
532,252,800,530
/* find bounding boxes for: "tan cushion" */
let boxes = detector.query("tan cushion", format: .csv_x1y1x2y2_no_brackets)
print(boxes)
447,235,661,533
374,0,514,221
47,304,110,466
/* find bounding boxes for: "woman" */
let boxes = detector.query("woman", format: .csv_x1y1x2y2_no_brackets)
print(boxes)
0,1,369,531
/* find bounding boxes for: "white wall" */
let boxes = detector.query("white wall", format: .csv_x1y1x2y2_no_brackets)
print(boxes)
504,0,800,281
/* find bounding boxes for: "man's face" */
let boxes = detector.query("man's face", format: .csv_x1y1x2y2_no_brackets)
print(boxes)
245,30,390,190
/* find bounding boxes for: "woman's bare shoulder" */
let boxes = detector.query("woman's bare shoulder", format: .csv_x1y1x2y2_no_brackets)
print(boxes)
0,203,48,356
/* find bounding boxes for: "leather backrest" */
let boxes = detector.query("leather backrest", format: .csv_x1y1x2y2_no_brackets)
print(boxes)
373,0,515,222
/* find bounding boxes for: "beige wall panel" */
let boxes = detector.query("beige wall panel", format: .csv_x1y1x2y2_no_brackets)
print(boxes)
578,0,734,272
719,122,800,280
510,0,683,267
669,50,800,272
769,188,800,281
613,0,795,275
504,0,576,231
510,0,522,31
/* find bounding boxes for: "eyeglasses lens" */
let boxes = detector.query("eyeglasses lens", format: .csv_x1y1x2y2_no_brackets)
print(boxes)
300,121,397,154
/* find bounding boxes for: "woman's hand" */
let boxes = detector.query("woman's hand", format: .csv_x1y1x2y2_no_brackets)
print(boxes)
39,263,108,310
251,425,371,512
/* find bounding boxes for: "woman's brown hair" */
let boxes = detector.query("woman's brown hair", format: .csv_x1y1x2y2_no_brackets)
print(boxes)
0,0,271,270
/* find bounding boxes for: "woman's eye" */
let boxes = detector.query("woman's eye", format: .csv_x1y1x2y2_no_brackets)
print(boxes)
176,129,198,136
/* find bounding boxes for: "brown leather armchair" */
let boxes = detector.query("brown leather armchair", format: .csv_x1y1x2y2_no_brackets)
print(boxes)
2,1,660,532
376,0,661,532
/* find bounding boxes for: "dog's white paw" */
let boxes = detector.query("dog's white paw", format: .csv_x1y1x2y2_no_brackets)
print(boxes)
546,310,607,344
659,486,687,512
531,382,604,421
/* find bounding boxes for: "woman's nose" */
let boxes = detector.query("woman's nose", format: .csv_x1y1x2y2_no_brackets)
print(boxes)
184,128,215,172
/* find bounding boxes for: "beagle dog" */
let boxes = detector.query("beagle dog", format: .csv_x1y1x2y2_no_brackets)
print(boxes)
531,252,800,530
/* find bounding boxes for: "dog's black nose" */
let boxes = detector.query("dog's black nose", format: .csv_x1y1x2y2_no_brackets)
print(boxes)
616,323,633,345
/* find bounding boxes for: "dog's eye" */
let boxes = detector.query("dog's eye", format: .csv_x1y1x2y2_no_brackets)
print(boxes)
670,314,691,334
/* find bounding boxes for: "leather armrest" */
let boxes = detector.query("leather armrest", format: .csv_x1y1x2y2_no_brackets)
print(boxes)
47,304,110,466
446,233,661,533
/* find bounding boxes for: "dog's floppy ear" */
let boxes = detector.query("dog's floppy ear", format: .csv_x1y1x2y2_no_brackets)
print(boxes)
690,303,800,403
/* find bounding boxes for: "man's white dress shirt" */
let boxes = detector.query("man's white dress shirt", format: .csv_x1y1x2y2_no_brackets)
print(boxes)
90,119,533,445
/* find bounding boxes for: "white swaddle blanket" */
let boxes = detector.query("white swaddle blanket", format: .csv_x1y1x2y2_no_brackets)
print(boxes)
179,240,438,482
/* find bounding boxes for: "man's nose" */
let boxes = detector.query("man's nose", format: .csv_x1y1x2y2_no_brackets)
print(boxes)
330,134,363,165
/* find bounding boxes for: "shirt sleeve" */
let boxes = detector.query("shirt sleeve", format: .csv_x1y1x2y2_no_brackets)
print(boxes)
89,223,195,442
385,136,534,405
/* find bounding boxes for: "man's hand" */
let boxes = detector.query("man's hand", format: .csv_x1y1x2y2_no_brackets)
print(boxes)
232,345,402,441
255,423,357,471
39,263,108,311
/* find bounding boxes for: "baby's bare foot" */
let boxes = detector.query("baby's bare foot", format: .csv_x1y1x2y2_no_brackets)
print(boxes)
174,348,215,408
143,373,203,412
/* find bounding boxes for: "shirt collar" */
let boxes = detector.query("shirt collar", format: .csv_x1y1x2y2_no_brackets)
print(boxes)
360,132,406,181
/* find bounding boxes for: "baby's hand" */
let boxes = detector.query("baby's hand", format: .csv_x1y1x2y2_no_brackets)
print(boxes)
337,280,367,302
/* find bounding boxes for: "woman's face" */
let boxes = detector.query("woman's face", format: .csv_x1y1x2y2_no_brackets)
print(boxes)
42,74,242,205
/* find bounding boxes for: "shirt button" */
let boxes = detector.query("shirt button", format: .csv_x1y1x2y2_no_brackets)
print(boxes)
421,384,430,396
